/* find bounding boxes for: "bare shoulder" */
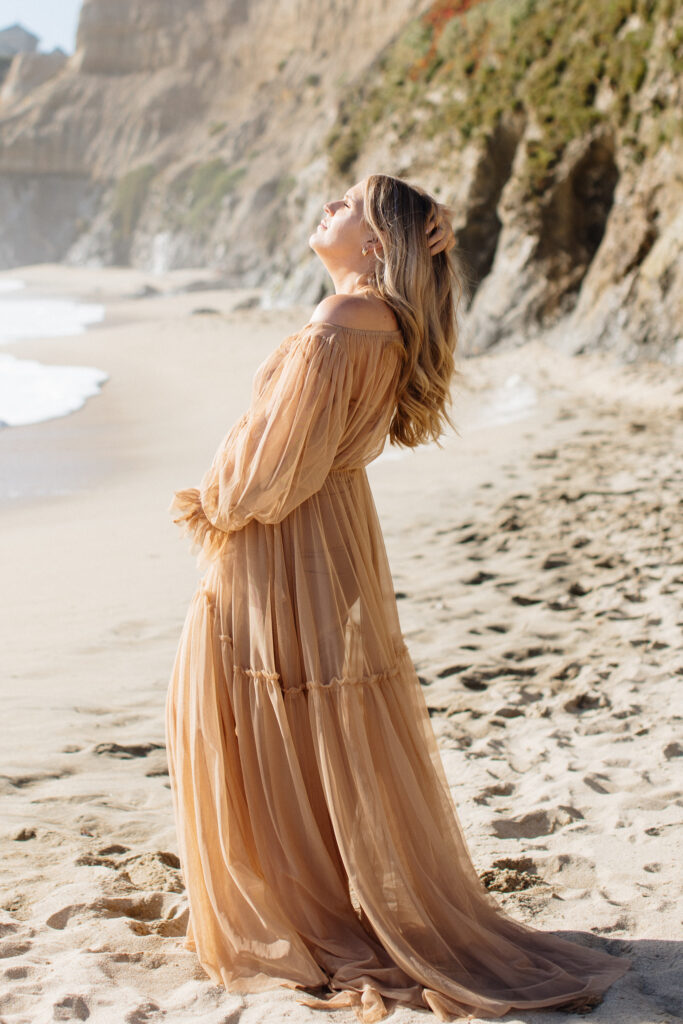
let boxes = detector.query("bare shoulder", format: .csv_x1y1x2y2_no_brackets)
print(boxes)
310,293,399,332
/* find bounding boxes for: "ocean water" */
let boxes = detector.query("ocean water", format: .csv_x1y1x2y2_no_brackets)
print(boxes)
0,354,109,429
0,278,107,428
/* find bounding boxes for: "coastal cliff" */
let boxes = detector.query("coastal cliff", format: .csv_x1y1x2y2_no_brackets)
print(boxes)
0,0,680,361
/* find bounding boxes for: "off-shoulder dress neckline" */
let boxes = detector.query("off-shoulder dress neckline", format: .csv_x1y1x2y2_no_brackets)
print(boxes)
303,320,403,336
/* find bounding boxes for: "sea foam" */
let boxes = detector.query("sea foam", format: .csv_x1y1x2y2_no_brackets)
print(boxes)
0,280,107,428
0,354,108,428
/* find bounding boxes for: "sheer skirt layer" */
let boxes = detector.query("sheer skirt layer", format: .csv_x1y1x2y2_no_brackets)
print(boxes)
166,469,629,1021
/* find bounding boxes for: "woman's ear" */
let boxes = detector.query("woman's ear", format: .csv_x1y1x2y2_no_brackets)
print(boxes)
362,237,382,256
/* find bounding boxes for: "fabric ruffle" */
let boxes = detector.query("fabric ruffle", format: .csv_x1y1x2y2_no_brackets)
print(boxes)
169,486,233,566
224,642,412,699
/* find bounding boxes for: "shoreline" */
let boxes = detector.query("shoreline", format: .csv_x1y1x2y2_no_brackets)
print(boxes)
0,264,285,503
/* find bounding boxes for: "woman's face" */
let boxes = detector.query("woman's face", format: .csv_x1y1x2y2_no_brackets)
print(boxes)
309,179,369,261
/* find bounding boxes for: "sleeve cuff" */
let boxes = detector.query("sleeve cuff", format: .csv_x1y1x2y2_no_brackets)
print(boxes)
169,487,233,562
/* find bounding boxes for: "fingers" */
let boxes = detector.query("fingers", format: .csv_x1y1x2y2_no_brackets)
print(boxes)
423,205,456,256
442,230,456,254
426,217,455,255
426,217,443,241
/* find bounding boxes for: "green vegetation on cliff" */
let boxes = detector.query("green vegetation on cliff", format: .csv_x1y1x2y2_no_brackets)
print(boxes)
169,159,247,235
112,164,156,256
111,158,247,255
327,0,682,191
0,55,12,87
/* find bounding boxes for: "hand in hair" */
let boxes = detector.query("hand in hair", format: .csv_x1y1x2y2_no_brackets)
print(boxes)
426,209,456,255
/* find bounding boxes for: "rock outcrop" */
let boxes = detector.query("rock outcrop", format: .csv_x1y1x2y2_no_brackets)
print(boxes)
0,0,680,362
0,0,425,273
0,51,68,106
321,0,683,362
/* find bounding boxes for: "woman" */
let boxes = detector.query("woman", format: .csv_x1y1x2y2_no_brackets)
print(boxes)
166,174,629,1022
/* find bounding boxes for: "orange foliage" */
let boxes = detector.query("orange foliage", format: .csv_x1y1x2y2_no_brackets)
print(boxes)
408,0,488,80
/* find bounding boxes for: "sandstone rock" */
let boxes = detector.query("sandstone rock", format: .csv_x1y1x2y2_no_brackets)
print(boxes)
0,51,68,106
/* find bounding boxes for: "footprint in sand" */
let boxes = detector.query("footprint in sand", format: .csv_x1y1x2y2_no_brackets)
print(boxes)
591,914,634,935
4,963,31,978
124,1001,161,1023
582,773,618,795
535,853,597,889
516,687,544,706
436,664,469,678
53,994,90,1021
46,887,187,938
564,691,610,713
553,661,582,681
12,827,37,841
457,531,480,544
492,706,525,720
0,769,73,794
542,553,571,569
93,742,164,759
490,806,584,839
74,850,183,896
474,781,515,805
645,824,678,836
460,674,489,691
464,571,497,585
504,645,563,660
0,939,32,958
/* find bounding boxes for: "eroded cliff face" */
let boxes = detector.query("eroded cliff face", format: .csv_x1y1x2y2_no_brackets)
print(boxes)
0,0,425,270
323,0,682,362
451,126,682,362
0,0,680,362
0,51,68,106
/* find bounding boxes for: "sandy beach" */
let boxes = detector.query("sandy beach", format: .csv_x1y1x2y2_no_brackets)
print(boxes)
0,264,681,1024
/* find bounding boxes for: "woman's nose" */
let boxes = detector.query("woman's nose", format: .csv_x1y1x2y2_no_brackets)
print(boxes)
323,201,333,216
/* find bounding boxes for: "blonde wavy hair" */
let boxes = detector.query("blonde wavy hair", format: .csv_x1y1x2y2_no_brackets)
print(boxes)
360,174,467,449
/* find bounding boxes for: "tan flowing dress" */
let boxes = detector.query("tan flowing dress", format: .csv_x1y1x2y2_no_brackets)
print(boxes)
166,320,629,1022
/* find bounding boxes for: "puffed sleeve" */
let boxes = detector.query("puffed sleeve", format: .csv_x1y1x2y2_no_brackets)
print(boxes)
169,326,353,562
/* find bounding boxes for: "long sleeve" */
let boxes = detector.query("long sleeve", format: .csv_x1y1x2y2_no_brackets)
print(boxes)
169,325,353,562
